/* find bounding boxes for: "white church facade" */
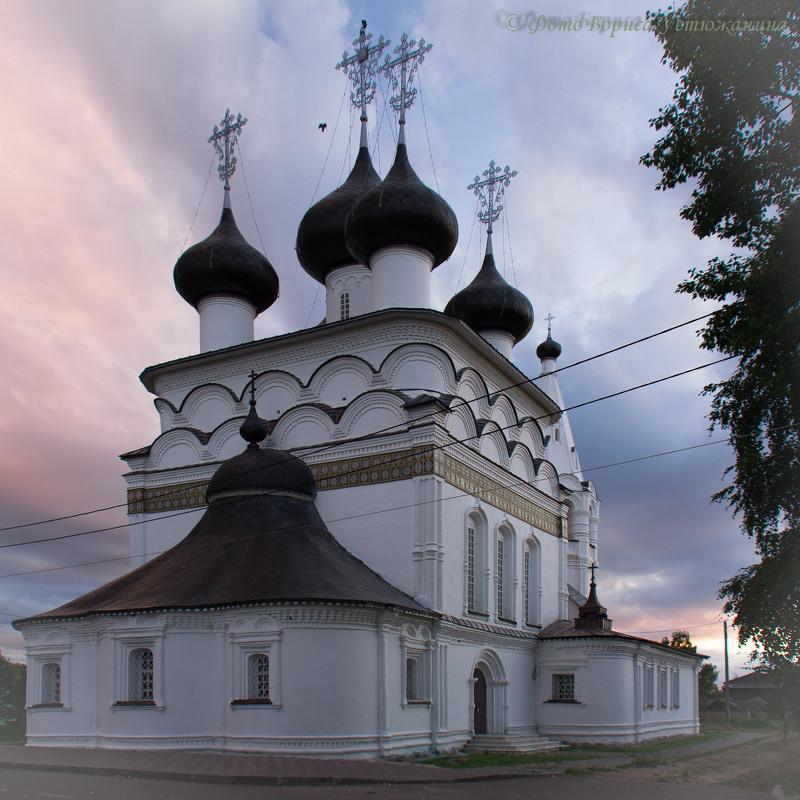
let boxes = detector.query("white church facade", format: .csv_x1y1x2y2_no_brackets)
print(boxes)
14,26,702,757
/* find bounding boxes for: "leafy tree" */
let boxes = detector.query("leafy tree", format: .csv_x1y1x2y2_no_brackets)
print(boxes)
661,629,698,652
642,2,800,674
0,652,25,728
698,662,722,699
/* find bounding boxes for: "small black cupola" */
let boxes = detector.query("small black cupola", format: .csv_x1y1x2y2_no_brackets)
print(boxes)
575,563,613,632
444,231,533,343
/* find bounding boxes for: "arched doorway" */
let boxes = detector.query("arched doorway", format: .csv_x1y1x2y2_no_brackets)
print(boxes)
473,667,487,734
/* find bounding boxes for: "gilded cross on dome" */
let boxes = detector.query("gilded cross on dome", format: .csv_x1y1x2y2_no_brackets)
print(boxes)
379,32,433,126
208,109,248,193
468,161,517,234
335,20,389,122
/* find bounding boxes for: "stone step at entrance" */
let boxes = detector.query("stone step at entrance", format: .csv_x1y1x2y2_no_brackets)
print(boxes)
463,733,564,754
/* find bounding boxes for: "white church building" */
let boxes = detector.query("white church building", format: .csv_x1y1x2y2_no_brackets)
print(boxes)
14,26,702,757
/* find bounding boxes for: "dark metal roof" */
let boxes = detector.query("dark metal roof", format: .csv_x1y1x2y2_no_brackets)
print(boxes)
538,620,706,658
296,146,381,283
173,206,279,313
345,142,458,268
444,249,533,343
207,447,316,501
16,451,430,625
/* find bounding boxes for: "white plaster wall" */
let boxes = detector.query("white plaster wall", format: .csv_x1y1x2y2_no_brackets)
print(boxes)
370,246,432,310
326,264,372,323
197,295,256,353
21,609,448,757
130,510,205,568
315,482,417,598
438,493,564,627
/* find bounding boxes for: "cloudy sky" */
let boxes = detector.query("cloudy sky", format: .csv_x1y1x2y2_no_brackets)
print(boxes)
0,0,758,678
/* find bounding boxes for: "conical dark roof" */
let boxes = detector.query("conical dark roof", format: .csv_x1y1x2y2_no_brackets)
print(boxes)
575,579,612,632
536,335,562,360
296,145,381,283
444,244,533,343
15,449,428,623
173,205,279,313
345,142,458,268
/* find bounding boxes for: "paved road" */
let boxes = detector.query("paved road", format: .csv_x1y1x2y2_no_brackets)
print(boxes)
2,768,766,800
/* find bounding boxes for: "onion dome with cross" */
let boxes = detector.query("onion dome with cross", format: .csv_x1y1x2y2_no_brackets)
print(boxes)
345,33,458,310
536,314,563,361
444,162,532,358
296,22,387,286
174,110,279,352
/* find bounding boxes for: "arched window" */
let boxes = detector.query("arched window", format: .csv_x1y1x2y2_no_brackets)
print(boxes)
129,648,154,702
41,662,61,705
523,536,541,626
466,511,487,615
496,524,515,621
496,534,505,614
247,653,270,701
340,292,350,320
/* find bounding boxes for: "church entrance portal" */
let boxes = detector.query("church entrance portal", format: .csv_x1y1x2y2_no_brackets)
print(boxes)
473,667,487,734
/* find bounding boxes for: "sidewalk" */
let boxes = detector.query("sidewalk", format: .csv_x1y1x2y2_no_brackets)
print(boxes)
0,745,555,786
0,732,767,787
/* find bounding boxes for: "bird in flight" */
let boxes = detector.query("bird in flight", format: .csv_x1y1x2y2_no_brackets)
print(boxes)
319,123,327,132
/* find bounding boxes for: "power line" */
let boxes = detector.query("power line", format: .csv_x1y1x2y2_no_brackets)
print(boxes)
0,355,737,551
0,310,735,535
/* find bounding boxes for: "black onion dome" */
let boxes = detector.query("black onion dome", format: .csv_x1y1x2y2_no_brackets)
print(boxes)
444,248,533,343
536,335,562,360
345,142,458,268
207,448,317,502
296,146,381,283
174,206,279,313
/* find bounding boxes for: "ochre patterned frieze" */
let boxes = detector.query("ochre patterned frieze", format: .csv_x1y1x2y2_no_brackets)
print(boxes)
128,445,562,536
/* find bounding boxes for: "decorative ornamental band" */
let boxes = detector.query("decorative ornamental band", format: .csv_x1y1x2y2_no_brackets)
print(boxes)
127,445,562,536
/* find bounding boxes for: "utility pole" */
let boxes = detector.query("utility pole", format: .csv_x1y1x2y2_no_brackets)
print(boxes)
723,619,731,726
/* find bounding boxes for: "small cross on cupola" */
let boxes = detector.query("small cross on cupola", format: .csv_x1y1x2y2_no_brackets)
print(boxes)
468,160,518,237
335,20,389,129
379,32,432,141
208,109,247,207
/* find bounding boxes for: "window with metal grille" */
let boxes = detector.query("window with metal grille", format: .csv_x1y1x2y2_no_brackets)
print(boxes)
496,537,504,615
129,648,154,702
248,653,270,700
552,673,575,701
41,662,61,705
340,292,350,320
466,525,476,611
523,550,530,624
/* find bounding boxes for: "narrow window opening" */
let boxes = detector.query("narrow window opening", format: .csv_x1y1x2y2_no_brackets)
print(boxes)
406,657,419,701
340,292,350,320
41,662,61,705
496,537,504,615
129,648,154,703
523,550,530,625
466,525,476,612
248,653,270,701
